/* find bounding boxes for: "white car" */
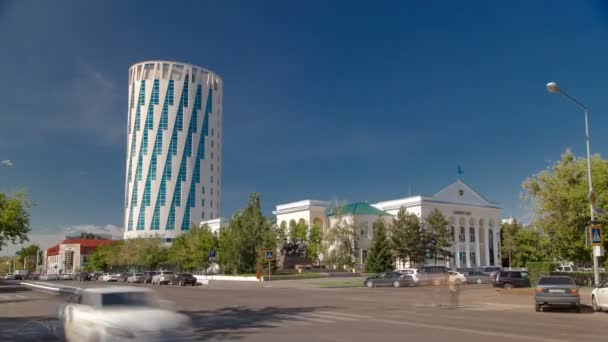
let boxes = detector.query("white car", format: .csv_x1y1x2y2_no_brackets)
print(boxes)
127,273,144,283
61,273,74,280
396,268,419,283
151,271,175,285
592,278,608,311
448,271,467,284
102,273,119,282
61,287,191,341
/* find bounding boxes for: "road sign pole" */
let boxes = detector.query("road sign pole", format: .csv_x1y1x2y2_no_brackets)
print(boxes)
268,260,271,282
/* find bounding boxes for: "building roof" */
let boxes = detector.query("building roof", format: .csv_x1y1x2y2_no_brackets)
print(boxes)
46,236,114,256
328,202,391,217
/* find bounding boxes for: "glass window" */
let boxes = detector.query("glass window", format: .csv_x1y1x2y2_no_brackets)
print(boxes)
202,198,205,207
459,227,465,242
168,80,174,105
182,76,189,108
167,205,175,230
202,211,205,219
202,186,205,194
152,79,159,104
159,175,166,206
137,208,145,230
211,128,214,136
210,187,213,195
210,200,213,208
470,227,475,242
211,163,213,172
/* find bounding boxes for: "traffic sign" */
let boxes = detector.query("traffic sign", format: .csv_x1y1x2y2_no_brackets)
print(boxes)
591,225,603,246
209,249,216,258
265,250,274,260
589,190,598,206
318,253,324,262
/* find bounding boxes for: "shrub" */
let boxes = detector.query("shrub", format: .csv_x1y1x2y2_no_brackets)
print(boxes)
550,271,606,287
526,261,556,285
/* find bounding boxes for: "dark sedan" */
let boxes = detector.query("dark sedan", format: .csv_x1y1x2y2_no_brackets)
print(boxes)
170,273,198,286
364,272,414,288
535,276,580,312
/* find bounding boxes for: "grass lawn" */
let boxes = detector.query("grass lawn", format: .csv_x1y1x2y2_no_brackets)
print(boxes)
312,278,365,288
265,273,328,281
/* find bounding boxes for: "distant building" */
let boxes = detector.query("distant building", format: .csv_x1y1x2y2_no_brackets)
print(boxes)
273,180,502,269
200,217,228,237
43,233,114,274
124,61,223,240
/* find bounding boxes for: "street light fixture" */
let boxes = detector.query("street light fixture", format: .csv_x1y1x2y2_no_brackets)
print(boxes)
546,81,599,286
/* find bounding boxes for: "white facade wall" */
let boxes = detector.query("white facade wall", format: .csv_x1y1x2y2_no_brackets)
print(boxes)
273,200,331,238
124,61,223,240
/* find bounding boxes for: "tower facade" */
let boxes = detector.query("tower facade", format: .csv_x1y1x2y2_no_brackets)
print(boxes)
124,61,222,239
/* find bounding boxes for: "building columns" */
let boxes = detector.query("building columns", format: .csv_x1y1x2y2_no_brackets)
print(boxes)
475,225,481,267
465,225,471,267
485,226,491,266
454,225,460,268
493,227,500,266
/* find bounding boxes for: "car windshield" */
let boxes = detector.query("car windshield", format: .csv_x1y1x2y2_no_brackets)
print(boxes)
101,292,158,308
135,273,144,276
538,277,574,285
162,272,174,275
181,273,193,277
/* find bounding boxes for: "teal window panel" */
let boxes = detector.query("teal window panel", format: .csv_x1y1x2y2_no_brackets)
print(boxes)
151,202,160,230
152,79,159,105
181,207,190,230
128,207,134,231
137,206,145,230
166,203,175,230
136,155,143,181
159,172,166,206
168,80,174,105
143,178,151,206
182,76,189,108
142,130,148,155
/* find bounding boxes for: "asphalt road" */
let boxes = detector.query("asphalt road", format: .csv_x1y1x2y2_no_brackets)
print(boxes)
1,279,606,342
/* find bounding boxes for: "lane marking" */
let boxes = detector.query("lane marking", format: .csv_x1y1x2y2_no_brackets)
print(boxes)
299,316,335,324
368,316,574,342
318,311,371,319
307,313,358,321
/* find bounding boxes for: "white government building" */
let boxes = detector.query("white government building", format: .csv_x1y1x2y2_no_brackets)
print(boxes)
273,180,502,269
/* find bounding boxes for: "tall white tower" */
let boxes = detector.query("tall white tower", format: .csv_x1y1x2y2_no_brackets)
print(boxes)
124,61,222,240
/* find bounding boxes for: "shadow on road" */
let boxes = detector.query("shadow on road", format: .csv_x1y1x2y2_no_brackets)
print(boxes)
183,305,332,340
0,316,63,342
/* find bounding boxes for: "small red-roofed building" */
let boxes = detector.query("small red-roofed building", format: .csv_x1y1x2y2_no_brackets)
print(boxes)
43,233,115,275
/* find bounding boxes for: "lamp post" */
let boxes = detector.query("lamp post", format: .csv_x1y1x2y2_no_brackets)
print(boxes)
546,82,600,286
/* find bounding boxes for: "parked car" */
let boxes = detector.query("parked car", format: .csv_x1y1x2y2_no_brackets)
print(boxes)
364,272,414,288
480,266,502,281
61,273,74,280
76,272,90,282
13,274,23,280
61,287,191,341
117,273,129,283
591,278,608,312
466,270,493,284
555,265,574,272
101,273,119,282
170,273,197,286
448,271,467,284
142,271,157,284
152,271,175,285
535,276,580,312
396,268,419,283
40,274,59,280
4,274,15,280
127,273,144,283
493,270,530,289
417,266,450,286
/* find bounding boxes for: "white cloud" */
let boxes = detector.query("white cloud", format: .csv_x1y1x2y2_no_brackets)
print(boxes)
0,224,123,256
1,160,13,166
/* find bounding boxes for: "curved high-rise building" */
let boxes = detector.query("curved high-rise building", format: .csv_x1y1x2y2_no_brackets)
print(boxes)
124,61,222,240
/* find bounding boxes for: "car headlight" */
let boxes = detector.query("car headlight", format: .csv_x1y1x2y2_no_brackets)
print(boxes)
106,326,135,339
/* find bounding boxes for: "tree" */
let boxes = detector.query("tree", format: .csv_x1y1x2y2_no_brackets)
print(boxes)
169,224,217,272
0,192,32,252
512,229,550,267
424,209,453,264
88,244,110,271
218,193,272,274
16,244,40,272
307,223,323,264
522,150,608,263
327,214,357,268
391,208,426,267
364,217,393,273
277,221,288,244
501,220,522,268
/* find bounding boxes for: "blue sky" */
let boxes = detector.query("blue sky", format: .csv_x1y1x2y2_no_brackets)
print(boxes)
2,0,608,254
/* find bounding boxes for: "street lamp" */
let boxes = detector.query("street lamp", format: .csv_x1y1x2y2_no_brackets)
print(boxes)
546,81,600,286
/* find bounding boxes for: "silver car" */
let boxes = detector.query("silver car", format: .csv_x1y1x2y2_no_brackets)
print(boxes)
535,276,580,312
126,272,144,283
465,270,493,284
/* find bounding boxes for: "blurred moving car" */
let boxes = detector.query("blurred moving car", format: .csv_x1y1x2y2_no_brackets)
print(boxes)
493,270,530,289
535,276,580,312
61,273,74,280
395,268,419,283
152,271,175,285
170,273,197,286
417,266,450,286
78,272,91,281
127,273,144,283
364,272,414,288
102,273,119,282
142,271,157,284
61,287,191,341
4,274,15,280
465,270,493,284
448,271,467,284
